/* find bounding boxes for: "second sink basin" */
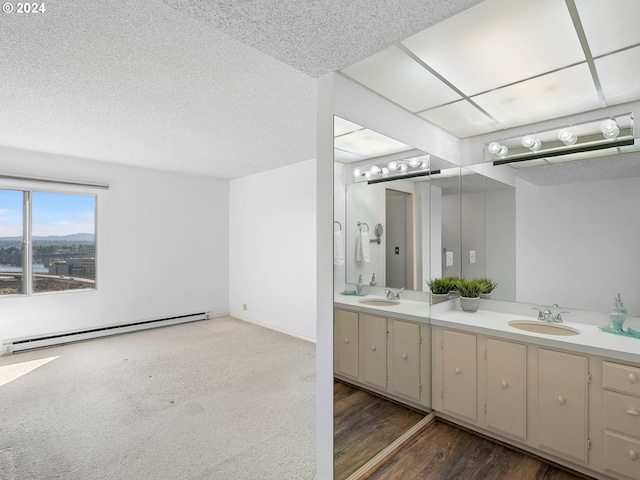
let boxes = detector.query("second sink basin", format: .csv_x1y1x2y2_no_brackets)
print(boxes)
358,299,400,307
508,320,580,336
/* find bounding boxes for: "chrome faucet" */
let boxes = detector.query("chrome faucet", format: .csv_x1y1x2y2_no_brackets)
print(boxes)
385,287,404,300
532,306,568,323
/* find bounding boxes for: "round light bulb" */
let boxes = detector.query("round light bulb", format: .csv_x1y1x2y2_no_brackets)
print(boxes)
399,164,408,172
388,161,398,172
381,167,389,175
487,142,501,154
420,161,429,168
530,138,542,151
497,145,509,158
521,135,536,148
353,168,362,177
364,171,371,178
409,158,420,168
601,119,620,139
558,130,577,146
370,165,381,175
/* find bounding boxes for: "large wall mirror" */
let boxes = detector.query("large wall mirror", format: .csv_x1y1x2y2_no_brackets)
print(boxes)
336,116,517,301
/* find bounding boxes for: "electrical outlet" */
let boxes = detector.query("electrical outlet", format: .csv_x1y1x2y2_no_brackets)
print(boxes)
469,250,476,264
243,303,247,311
446,251,454,267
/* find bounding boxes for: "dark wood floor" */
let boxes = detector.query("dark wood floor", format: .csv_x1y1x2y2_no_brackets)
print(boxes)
334,380,590,480
334,380,425,479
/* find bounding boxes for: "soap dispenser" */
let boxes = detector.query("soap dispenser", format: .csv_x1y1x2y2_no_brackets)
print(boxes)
616,293,628,315
356,274,364,295
610,295,626,332
370,273,377,287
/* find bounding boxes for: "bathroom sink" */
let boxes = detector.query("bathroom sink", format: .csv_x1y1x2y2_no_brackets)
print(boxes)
508,320,580,336
358,299,400,307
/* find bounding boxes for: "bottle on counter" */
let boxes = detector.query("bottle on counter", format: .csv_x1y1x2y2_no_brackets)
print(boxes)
610,295,626,332
370,273,377,286
356,274,364,295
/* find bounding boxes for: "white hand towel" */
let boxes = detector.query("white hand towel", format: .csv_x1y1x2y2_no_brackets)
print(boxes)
357,231,371,263
334,231,345,265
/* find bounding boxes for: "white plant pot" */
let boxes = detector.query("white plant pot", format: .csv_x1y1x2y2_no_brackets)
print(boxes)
460,296,480,312
431,293,450,304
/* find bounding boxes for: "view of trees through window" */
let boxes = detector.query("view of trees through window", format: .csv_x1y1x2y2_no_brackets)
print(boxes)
0,189,96,295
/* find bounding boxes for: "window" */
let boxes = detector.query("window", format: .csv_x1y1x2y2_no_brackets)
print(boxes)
0,189,96,295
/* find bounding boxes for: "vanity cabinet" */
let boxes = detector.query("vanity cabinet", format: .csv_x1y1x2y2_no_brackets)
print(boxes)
389,319,421,403
485,338,527,441
361,314,388,390
602,361,640,480
334,308,431,410
441,329,477,421
537,348,589,463
334,309,359,380
433,327,591,467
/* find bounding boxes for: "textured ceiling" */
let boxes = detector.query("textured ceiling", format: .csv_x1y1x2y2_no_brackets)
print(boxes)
162,0,483,78
0,0,480,179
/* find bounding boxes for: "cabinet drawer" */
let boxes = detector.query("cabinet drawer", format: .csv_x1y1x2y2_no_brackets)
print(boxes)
604,391,640,438
603,361,640,397
604,432,640,480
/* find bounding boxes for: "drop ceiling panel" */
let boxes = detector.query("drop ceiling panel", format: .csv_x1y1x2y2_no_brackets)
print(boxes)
334,116,364,136
401,0,585,96
575,0,640,57
334,128,414,157
419,100,501,137
341,46,461,112
473,64,601,128
333,149,368,164
596,46,640,106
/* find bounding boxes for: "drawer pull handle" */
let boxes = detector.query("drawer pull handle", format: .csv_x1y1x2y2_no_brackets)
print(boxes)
455,367,461,375
558,395,566,405
629,450,638,461
344,338,349,344
402,353,408,360
627,409,639,416
629,373,637,384
501,380,508,389
371,345,376,351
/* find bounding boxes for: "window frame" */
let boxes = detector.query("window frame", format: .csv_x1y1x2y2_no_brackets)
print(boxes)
0,183,100,297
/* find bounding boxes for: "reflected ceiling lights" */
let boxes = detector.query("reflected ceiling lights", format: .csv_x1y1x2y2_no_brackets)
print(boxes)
485,113,635,166
352,155,431,183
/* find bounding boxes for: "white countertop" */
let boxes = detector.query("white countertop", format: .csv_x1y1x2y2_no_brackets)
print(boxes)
334,293,640,365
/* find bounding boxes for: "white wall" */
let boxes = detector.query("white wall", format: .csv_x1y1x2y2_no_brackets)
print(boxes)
0,146,229,341
516,176,640,315
229,159,317,341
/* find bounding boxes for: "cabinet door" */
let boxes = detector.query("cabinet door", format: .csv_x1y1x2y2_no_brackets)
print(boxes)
390,319,421,402
361,314,387,390
335,309,359,380
486,338,527,440
442,329,477,422
538,348,589,463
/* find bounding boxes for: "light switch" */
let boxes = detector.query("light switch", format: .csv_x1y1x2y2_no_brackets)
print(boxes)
446,251,454,267
469,250,476,264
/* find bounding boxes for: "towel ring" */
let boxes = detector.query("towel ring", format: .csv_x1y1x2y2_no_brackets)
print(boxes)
334,220,342,231
357,221,369,232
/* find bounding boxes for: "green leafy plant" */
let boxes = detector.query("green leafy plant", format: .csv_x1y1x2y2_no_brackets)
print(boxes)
477,278,498,294
456,278,483,298
427,277,455,294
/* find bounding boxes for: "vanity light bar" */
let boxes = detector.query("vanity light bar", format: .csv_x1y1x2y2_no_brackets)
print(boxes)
352,155,431,183
486,112,635,166
367,169,441,184
492,137,634,166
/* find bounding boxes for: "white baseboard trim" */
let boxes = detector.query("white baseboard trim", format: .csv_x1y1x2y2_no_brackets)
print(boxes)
230,314,316,344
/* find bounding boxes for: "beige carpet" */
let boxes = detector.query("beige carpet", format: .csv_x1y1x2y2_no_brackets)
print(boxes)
0,316,316,479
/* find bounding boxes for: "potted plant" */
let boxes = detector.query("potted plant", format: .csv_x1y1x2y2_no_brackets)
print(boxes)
427,277,454,304
446,276,461,298
456,278,483,312
478,278,498,299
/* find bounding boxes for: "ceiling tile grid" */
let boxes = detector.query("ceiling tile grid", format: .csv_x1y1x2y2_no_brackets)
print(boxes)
340,0,640,139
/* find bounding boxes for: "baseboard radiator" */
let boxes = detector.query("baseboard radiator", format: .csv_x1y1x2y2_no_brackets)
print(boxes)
2,311,210,355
